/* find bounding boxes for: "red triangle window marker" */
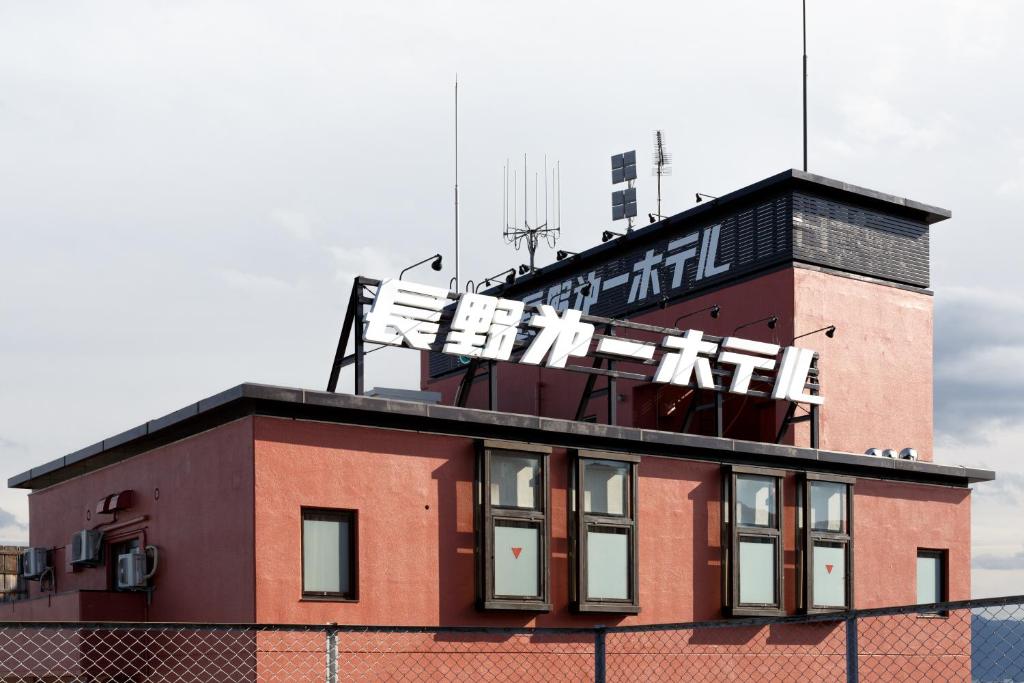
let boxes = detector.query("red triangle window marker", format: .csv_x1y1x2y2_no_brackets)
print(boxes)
825,564,834,574
511,547,523,559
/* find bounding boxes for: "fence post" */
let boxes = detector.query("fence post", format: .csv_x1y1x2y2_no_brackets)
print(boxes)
326,625,338,683
845,616,858,683
594,627,606,683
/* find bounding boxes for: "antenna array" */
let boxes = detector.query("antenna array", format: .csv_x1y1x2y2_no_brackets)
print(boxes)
652,130,672,219
503,155,561,272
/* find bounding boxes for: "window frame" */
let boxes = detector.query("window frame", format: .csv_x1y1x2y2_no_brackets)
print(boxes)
300,507,358,602
476,440,552,612
570,450,640,614
722,465,786,617
916,548,949,618
800,473,855,614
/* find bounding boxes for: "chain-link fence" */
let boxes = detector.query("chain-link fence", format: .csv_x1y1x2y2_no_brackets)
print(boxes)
0,595,1021,681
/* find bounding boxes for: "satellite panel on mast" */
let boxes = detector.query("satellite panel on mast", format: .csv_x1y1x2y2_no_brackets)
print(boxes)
611,187,637,220
611,151,637,184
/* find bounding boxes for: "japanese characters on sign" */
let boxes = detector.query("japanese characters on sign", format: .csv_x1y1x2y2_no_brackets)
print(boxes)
365,279,823,405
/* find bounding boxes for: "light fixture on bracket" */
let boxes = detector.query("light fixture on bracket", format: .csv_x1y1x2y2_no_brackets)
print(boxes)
673,305,721,326
399,254,443,280
733,315,778,334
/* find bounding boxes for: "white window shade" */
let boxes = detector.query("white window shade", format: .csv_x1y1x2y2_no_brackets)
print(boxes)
587,527,629,600
739,537,776,604
494,523,540,597
917,553,942,604
812,542,846,607
303,516,350,594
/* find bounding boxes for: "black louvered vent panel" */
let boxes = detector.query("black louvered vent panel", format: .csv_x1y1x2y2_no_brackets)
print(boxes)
791,193,929,288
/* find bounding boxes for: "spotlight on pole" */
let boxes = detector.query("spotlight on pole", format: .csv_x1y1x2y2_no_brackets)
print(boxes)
793,324,836,342
400,253,444,280
733,314,780,334
602,230,624,243
481,268,517,290
673,304,722,327
556,250,578,261
695,192,718,203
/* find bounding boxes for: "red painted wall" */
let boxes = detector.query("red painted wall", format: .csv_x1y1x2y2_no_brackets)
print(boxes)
422,268,797,441
253,417,969,627
792,267,934,458
422,266,935,460
13,417,256,622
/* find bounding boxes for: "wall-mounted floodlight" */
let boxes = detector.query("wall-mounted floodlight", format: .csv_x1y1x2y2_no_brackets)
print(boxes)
518,264,537,276
400,254,443,280
648,213,668,224
733,314,778,334
479,268,517,290
673,304,721,327
695,192,718,203
602,230,624,243
793,325,836,342
556,250,578,261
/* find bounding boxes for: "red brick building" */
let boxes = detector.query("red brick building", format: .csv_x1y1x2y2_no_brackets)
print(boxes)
1,172,992,666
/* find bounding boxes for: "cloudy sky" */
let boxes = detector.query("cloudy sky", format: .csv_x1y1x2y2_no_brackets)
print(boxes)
1,1,1022,597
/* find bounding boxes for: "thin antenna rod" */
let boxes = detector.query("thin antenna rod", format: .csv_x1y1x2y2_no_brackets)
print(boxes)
454,75,460,289
557,161,561,229
544,155,548,228
523,154,528,229
802,1,808,172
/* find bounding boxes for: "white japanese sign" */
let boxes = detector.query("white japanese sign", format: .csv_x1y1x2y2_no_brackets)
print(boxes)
365,279,823,405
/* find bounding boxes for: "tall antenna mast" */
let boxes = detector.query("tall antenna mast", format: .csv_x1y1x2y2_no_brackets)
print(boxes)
652,131,672,218
454,75,461,289
802,1,808,172
503,155,561,272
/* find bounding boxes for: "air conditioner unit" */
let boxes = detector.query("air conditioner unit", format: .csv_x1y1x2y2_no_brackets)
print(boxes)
20,547,48,580
117,546,158,590
70,529,103,566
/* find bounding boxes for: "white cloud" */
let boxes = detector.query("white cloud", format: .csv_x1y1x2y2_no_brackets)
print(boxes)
219,269,300,294
836,94,954,152
270,209,314,241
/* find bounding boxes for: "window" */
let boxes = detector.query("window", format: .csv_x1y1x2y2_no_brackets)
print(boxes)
917,549,947,615
800,474,854,612
476,440,551,611
723,466,785,616
301,508,357,600
570,450,640,614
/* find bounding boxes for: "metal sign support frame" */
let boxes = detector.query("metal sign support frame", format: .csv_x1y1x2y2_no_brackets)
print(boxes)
327,277,822,448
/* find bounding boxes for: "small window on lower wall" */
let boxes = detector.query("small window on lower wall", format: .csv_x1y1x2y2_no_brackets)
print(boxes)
722,465,785,617
800,473,854,613
476,440,552,611
917,549,948,616
301,508,357,601
570,450,640,614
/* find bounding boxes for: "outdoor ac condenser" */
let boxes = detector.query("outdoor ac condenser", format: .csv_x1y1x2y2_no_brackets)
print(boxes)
20,547,48,579
70,529,103,566
117,546,158,590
